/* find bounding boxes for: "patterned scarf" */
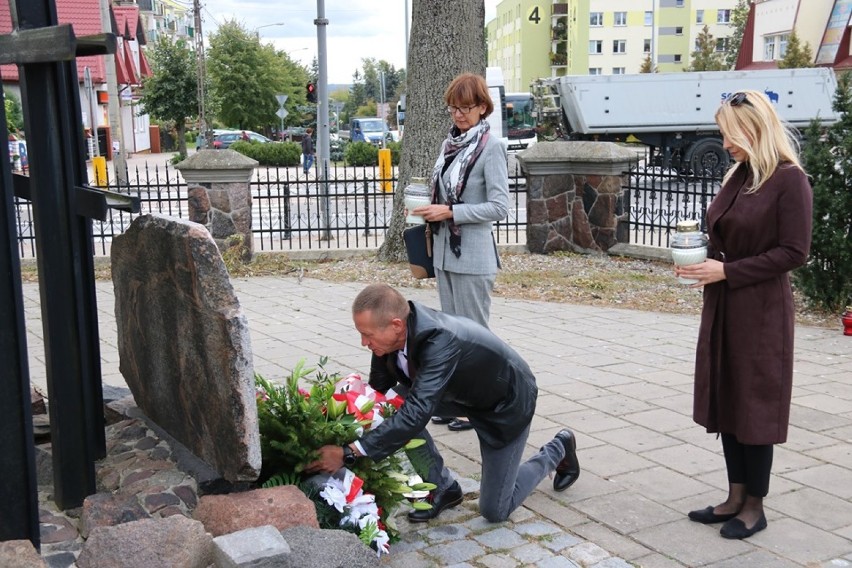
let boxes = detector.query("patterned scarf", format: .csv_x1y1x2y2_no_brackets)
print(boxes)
429,120,490,258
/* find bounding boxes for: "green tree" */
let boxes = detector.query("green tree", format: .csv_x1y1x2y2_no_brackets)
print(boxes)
778,30,814,69
344,60,406,124
725,0,751,69
797,72,852,311
688,25,726,71
639,53,657,73
4,92,23,133
138,37,198,156
378,0,486,262
207,21,308,133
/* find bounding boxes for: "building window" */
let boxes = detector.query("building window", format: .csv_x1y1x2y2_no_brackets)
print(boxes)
779,34,789,57
764,36,775,60
674,54,682,64
589,68,602,75
614,11,627,26
645,11,653,26
589,40,603,54
676,27,683,35
613,39,626,54
696,10,704,24
718,9,731,24
644,39,652,53
612,67,626,75
590,12,603,26
676,0,684,6
715,37,728,52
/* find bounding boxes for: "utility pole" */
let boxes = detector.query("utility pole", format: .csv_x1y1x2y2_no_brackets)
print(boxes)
194,0,209,148
99,0,127,184
315,0,332,239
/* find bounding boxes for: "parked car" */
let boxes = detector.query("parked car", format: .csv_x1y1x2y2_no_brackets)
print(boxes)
281,126,306,142
213,130,271,149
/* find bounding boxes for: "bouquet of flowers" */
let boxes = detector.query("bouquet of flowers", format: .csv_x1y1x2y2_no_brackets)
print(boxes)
255,358,435,555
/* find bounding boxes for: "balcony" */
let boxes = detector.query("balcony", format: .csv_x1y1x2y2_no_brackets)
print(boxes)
552,17,567,41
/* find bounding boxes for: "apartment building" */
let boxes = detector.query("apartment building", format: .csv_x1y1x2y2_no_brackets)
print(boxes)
134,0,195,44
487,0,737,86
486,0,553,91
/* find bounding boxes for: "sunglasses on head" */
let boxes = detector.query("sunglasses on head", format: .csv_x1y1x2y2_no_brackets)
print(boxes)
725,92,751,107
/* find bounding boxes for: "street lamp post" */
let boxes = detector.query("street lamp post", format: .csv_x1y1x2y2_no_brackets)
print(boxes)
254,22,286,37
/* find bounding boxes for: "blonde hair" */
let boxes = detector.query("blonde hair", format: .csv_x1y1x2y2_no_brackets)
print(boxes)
715,89,803,193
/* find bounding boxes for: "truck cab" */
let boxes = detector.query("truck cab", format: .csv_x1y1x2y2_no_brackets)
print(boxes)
349,117,390,146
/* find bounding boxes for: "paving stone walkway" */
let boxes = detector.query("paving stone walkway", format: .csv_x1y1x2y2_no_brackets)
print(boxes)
24,276,852,567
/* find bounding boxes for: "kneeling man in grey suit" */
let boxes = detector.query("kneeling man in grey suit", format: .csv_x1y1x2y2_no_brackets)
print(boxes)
306,283,580,522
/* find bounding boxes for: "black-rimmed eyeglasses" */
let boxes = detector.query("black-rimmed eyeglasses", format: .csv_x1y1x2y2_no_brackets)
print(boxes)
446,105,477,115
725,92,751,107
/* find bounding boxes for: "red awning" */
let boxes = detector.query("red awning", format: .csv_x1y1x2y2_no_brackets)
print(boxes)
123,44,139,85
138,49,153,79
114,50,130,85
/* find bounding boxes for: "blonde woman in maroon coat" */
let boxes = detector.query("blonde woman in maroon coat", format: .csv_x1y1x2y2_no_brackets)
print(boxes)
676,90,812,540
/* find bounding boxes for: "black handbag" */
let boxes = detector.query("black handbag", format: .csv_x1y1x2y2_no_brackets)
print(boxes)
403,224,435,279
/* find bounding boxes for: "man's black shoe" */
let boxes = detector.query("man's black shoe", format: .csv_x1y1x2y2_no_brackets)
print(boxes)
430,416,453,425
407,481,463,522
447,418,474,431
553,429,580,492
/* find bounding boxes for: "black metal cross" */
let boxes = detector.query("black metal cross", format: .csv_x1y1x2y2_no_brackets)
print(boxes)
0,0,139,549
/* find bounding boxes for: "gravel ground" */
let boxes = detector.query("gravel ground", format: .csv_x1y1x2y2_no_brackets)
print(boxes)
258,251,837,330
22,250,833,329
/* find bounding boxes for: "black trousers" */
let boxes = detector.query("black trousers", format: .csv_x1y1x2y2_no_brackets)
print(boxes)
721,433,773,498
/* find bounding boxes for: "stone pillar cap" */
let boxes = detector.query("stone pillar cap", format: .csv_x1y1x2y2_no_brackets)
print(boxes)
517,141,640,176
176,149,258,183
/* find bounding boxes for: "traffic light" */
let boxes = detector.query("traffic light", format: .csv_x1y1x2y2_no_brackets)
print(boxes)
306,82,316,103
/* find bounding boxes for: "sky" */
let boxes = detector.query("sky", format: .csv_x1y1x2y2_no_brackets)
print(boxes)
198,0,500,85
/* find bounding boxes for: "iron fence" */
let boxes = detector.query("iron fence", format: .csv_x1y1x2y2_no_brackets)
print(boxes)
622,166,723,248
13,157,723,258
14,161,529,258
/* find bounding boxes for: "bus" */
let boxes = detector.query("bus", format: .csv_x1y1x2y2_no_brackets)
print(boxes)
485,68,538,154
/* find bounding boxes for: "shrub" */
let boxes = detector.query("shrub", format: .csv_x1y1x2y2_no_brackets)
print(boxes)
231,140,301,167
330,139,346,162
344,141,379,166
387,141,402,166
797,72,852,312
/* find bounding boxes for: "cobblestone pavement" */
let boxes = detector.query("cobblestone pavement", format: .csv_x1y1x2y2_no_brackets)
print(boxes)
24,276,852,567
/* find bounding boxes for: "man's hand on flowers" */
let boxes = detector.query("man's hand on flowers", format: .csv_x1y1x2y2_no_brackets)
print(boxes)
306,445,345,474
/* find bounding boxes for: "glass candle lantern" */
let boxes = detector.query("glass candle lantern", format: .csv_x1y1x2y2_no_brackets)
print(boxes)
671,220,709,285
842,306,852,336
403,177,431,225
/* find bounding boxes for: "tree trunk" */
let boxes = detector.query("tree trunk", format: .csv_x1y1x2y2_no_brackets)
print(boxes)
378,0,486,262
176,123,187,156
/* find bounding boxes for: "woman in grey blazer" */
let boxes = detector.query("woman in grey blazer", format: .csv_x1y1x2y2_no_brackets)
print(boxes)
412,72,509,431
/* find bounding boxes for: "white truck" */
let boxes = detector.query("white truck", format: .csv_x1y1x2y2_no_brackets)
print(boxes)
534,68,839,173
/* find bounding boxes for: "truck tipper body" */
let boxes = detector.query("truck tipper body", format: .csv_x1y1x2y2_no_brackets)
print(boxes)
535,68,839,172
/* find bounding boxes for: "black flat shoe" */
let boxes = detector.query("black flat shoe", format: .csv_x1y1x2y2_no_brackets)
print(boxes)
447,419,474,431
553,429,580,492
720,513,767,539
408,481,463,522
430,416,452,425
688,506,739,524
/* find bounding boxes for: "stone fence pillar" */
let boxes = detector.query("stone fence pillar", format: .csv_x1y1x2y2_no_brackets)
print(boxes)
176,150,258,261
516,141,638,254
